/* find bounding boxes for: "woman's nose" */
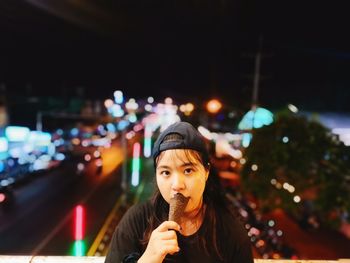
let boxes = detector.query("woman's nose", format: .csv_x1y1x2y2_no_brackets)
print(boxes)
171,173,185,191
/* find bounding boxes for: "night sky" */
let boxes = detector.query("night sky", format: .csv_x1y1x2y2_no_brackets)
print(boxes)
1,0,350,112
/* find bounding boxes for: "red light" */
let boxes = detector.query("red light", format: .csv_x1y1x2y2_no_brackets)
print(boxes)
0,193,6,203
74,205,85,240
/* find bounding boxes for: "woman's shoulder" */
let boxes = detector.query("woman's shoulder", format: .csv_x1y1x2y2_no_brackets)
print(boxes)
116,200,154,237
124,200,153,218
122,200,153,223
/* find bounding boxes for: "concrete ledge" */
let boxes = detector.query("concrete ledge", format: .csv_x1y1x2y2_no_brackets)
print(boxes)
0,256,349,263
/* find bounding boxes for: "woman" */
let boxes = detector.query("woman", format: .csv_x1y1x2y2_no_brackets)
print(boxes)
105,121,254,263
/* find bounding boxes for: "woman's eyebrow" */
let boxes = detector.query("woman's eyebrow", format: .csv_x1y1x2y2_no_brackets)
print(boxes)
180,162,197,168
157,165,171,170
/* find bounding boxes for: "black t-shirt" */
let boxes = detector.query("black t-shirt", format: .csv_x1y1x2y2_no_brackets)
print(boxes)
105,200,254,263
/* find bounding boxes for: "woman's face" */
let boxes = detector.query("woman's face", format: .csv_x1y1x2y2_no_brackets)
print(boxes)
156,149,209,214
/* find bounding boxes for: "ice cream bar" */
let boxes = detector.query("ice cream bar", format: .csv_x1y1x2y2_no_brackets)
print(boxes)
168,193,190,224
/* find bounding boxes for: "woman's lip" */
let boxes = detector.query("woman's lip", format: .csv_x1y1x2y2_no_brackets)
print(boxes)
171,193,190,199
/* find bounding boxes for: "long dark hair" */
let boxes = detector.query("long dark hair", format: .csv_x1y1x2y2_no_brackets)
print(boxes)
141,134,234,261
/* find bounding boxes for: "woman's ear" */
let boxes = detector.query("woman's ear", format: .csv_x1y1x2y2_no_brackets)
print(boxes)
205,163,210,181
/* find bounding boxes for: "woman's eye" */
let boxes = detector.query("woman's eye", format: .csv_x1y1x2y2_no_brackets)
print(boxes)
160,171,170,177
184,168,193,175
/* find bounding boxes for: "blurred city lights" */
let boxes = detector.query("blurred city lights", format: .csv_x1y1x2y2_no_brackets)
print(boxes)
81,140,89,147
56,129,64,136
0,193,5,203
104,99,114,108
0,179,9,187
128,114,137,123
117,120,129,131
197,126,213,140
288,104,299,113
84,154,91,162
164,97,173,104
28,131,52,146
95,159,103,167
144,104,153,112
0,161,5,173
143,138,152,158
251,164,258,171
74,205,85,241
77,163,85,171
54,153,65,161
131,142,141,186
238,107,273,130
268,220,275,227
0,137,9,152
242,133,252,148
70,128,79,137
5,126,30,142
126,131,135,140
143,125,152,158
133,124,143,132
186,103,194,112
282,182,297,193
206,99,222,114
72,240,86,257
293,195,301,203
147,97,154,103
93,150,101,158
8,147,22,158
111,104,124,118
179,104,186,113
113,90,124,104
106,123,116,133
180,103,195,116
125,99,139,111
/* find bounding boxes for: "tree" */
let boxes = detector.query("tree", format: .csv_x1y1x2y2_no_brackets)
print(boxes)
241,111,350,228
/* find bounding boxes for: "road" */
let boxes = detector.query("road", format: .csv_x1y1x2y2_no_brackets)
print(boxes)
0,140,125,255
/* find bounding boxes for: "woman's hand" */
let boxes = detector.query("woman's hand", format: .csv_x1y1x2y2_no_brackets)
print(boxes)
138,221,181,263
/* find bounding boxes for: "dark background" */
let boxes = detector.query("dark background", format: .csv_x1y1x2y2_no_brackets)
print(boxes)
1,0,350,111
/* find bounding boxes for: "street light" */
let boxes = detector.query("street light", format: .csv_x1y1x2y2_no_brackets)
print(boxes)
206,99,222,114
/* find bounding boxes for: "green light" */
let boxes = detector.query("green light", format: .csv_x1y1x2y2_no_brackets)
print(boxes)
72,240,86,256
242,133,252,148
143,137,152,158
132,157,140,172
132,157,140,186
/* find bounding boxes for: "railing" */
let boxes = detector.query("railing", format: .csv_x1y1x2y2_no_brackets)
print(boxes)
0,256,349,263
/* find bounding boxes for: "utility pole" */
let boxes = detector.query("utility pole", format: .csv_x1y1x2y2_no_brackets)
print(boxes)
241,33,272,110
251,35,264,129
36,111,42,131
252,34,263,108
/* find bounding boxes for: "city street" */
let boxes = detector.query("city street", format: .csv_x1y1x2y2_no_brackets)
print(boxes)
0,140,124,255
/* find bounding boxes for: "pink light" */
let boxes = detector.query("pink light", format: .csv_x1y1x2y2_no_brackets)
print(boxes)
133,142,141,158
0,193,5,203
144,125,152,138
74,205,85,240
